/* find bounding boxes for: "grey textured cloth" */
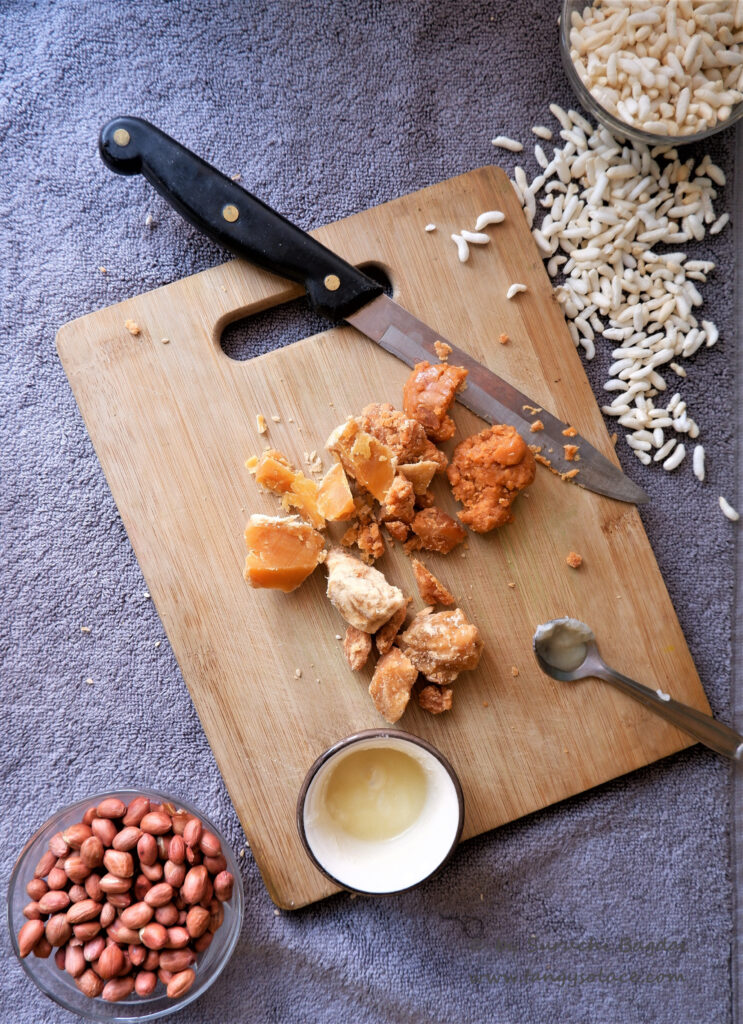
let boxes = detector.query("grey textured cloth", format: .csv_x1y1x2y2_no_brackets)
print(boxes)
1,2,739,1022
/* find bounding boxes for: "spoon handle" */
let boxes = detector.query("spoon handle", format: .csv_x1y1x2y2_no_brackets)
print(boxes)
596,667,743,759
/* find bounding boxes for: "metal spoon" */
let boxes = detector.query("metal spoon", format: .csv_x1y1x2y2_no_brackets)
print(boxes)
533,617,743,760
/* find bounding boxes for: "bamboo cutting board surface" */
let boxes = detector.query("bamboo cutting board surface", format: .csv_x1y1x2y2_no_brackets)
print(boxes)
57,167,710,908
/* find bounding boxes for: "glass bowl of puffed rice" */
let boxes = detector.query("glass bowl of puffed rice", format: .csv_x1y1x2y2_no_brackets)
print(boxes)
560,0,743,146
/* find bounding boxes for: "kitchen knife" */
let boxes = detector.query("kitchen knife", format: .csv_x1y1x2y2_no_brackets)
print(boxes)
99,116,648,505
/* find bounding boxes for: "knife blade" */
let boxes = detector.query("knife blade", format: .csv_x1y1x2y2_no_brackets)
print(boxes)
99,116,648,505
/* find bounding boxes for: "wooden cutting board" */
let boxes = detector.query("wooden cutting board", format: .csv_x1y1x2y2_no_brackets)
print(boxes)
57,167,710,909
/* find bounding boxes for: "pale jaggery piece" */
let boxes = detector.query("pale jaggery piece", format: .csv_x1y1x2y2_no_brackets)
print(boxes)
369,649,418,723
375,599,411,655
243,515,325,593
447,424,536,533
356,521,385,564
384,520,410,543
566,550,583,569
399,608,483,685
410,507,466,554
416,683,453,715
397,461,439,495
325,547,406,633
411,559,455,606
359,403,447,472
326,419,397,502
433,340,452,360
403,361,468,442
316,462,355,521
343,626,372,671
382,474,416,524
254,450,324,529
564,444,579,462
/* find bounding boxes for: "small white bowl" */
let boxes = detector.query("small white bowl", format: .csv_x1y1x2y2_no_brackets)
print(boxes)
297,730,464,895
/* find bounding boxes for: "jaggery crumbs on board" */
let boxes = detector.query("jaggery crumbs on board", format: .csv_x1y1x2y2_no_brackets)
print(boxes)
410,507,467,554
523,404,542,415
416,683,453,715
411,559,455,607
562,426,578,437
530,420,544,433
499,333,509,345
564,444,579,462
561,468,580,481
433,341,452,360
124,319,141,336
511,666,519,677
566,551,583,569
343,626,372,671
256,413,268,435
375,599,411,655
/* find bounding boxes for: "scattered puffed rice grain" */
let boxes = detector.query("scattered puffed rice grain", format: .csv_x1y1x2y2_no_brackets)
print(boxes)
425,223,436,232
719,496,740,522
460,230,490,244
475,210,505,230
451,234,470,263
491,135,523,152
532,125,553,140
693,444,705,482
506,283,527,300
662,444,686,471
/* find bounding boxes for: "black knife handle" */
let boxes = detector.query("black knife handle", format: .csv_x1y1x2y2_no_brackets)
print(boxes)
98,116,383,321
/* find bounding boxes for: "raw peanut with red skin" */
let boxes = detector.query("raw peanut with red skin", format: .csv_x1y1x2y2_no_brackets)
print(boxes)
160,948,196,972
62,824,92,850
157,836,170,861
174,891,186,911
80,836,104,868
26,878,48,901
158,968,174,985
102,977,135,1002
194,930,213,953
107,919,141,945
199,831,222,858
155,903,179,927
120,949,133,975
203,854,227,874
167,968,196,999
137,832,157,867
99,872,132,894
123,796,150,827
185,845,202,866
134,875,152,901
47,866,69,890
68,884,88,903
106,892,132,909
140,922,168,949
171,811,190,835
38,889,71,914
113,826,142,852
18,919,46,957
49,832,71,858
103,849,134,878
54,947,66,970
139,811,172,836
208,899,224,934
140,860,164,882
23,901,42,920
34,849,57,878
200,877,214,907
96,797,127,820
97,943,126,980
143,949,160,970
73,921,101,941
66,899,101,924
181,865,208,904
120,901,154,929
168,835,185,865
214,871,234,902
164,860,186,888
177,910,187,925
82,807,97,826
99,902,116,928
64,855,91,884
76,968,104,997
183,818,203,849
91,818,118,847
33,936,53,958
45,913,72,947
85,874,104,901
135,970,157,996
83,935,106,962
185,905,210,938
144,882,173,908
129,943,147,967
65,943,86,977
165,926,190,949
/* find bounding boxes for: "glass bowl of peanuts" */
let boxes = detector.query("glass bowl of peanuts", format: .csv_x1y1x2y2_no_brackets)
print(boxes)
7,788,244,1020
560,0,743,146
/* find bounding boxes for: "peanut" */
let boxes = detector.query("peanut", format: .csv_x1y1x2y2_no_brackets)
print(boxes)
76,968,104,998
208,899,224,934
160,948,196,972
46,865,67,890
26,878,48,901
137,832,157,867
80,835,105,868
61,823,93,850
99,872,132,894
139,811,172,835
140,921,168,950
45,913,72,947
82,806,97,826
183,818,202,849
91,817,118,847
102,976,135,1002
66,898,101,924
158,967,174,985
134,874,153,901
33,936,53,958
103,849,134,878
181,865,208,904
33,849,56,878
48,831,71,858
155,903,179,926
203,853,227,874
73,921,102,941
199,830,222,858
83,935,106,962
84,873,104,901
135,970,157,996
64,855,91,884
185,905,211,938
213,870,234,902
123,796,150,827
120,901,154,929
54,947,66,970
38,889,71,914
143,949,160,971
167,968,196,999
165,926,190,949
144,882,174,908
97,943,126,980
140,860,164,882
129,943,147,967
18,919,45,957
107,892,132,908
168,834,186,864
23,901,42,920
171,810,190,835
194,930,213,953
68,884,89,903
107,918,141,945
113,826,142,851
96,797,127,819
65,943,86,977
99,902,116,928
164,860,186,888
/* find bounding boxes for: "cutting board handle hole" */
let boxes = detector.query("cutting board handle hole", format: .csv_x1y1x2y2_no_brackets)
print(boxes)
219,265,394,363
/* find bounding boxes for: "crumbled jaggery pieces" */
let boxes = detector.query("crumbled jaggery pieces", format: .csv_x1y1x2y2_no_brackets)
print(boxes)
256,413,268,435
416,683,453,715
397,461,439,495
562,426,578,437
399,607,483,685
368,648,418,723
499,332,509,345
447,424,536,532
402,361,468,442
359,403,447,471
326,418,397,502
382,474,416,524
325,547,406,633
403,535,423,554
410,507,467,554
561,468,580,481
434,340,452,360
375,598,411,655
341,522,359,547
252,449,326,529
124,319,141,336
566,550,583,568
530,420,544,433
564,444,579,462
343,626,372,671
411,559,455,606
356,521,385,564
243,515,326,592
415,489,436,509
316,462,355,521
384,520,410,543
535,454,551,468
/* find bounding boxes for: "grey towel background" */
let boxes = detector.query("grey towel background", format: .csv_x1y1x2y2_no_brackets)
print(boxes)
1,2,739,1022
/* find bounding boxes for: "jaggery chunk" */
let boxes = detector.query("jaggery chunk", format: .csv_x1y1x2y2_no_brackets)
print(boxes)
326,419,397,502
415,489,436,509
410,507,466,554
384,520,410,543
566,550,583,569
397,461,439,495
359,403,447,471
325,547,406,633
416,683,453,715
343,626,372,671
369,649,418,723
447,424,536,533
356,521,385,564
399,608,483,684
375,599,411,655
254,450,324,529
403,361,468,442
243,515,325,592
316,462,355,521
411,559,455,606
382,474,416,524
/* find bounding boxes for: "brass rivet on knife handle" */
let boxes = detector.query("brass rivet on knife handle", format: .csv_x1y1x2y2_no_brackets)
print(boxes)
222,204,239,223
112,128,130,147
323,274,341,292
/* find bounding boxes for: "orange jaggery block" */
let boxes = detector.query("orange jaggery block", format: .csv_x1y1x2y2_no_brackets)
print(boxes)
253,449,324,529
316,462,355,521
403,361,468,442
325,418,397,502
243,514,326,592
